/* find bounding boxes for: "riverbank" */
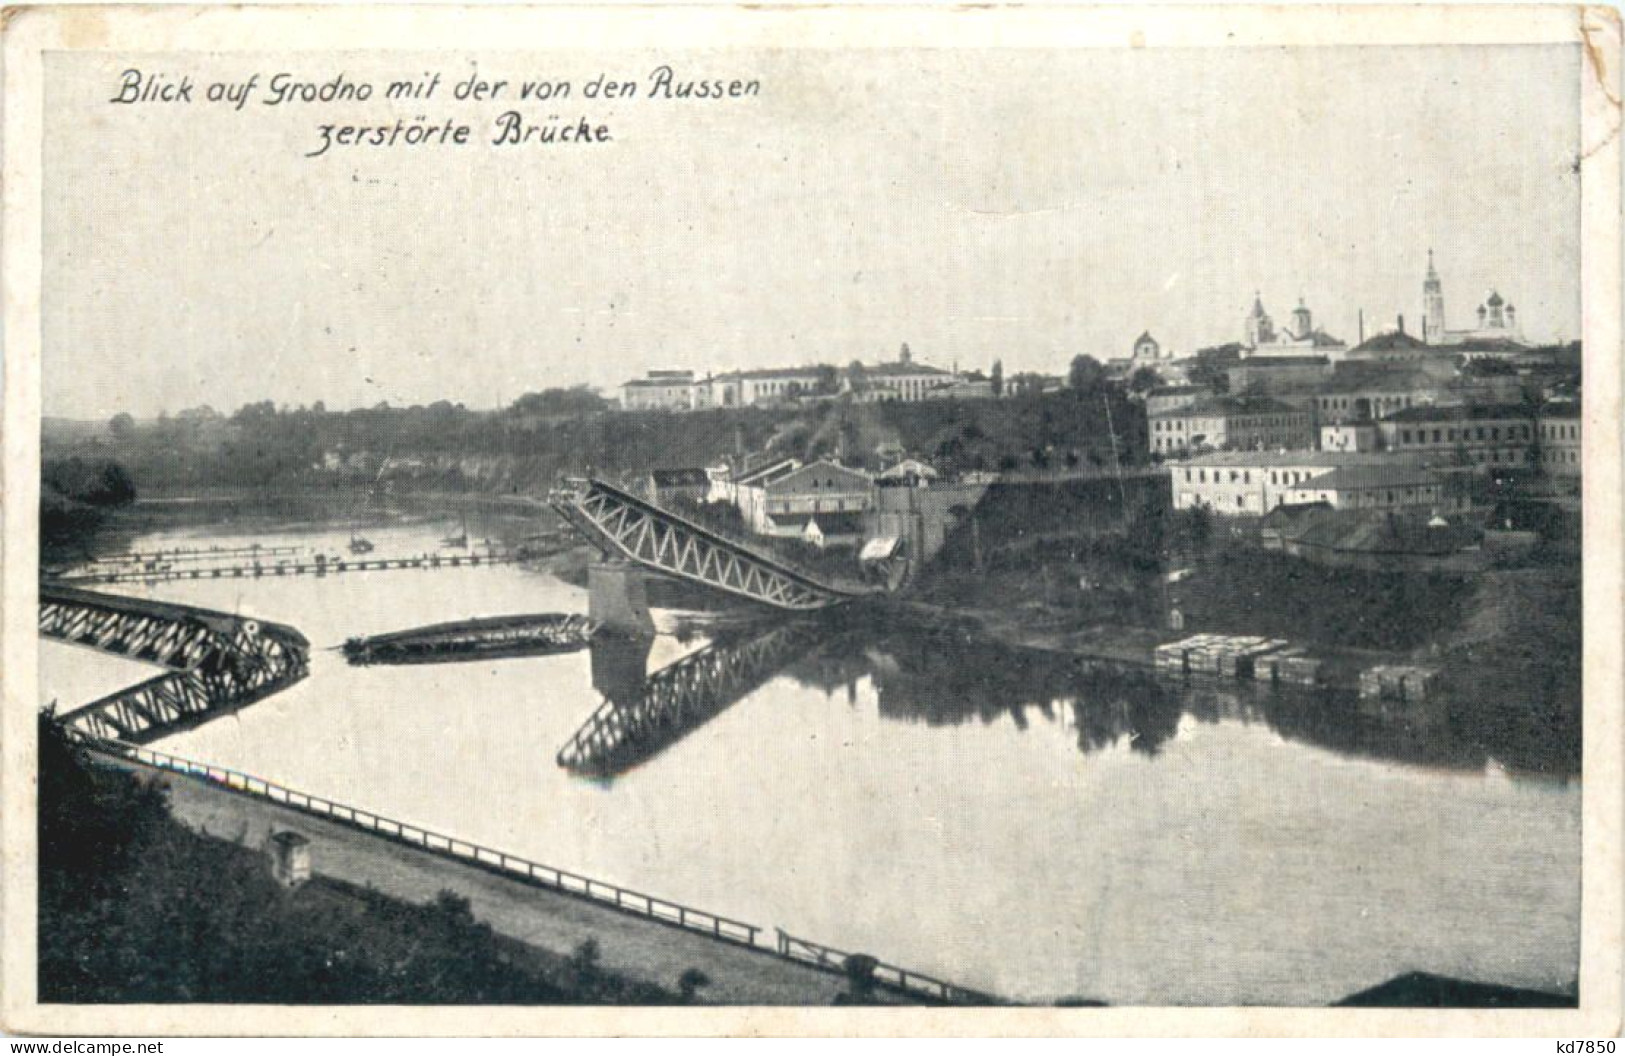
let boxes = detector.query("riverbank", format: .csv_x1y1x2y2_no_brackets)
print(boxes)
143,757,869,1004
42,718,888,1005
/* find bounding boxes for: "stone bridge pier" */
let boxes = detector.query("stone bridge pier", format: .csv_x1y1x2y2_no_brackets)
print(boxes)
587,561,656,638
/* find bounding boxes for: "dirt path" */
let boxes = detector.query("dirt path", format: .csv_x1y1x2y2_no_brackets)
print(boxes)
150,767,860,1005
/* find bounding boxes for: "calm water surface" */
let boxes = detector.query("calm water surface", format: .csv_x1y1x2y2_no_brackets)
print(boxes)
40,516,1581,1005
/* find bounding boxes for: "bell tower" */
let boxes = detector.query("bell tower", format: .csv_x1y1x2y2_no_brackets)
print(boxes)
1422,249,1446,344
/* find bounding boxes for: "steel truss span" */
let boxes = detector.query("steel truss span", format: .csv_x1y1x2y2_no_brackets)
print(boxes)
39,583,311,744
552,479,868,611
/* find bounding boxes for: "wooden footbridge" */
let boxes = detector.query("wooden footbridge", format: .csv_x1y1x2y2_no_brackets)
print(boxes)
40,583,310,743
552,480,871,612
557,619,825,776
56,549,517,586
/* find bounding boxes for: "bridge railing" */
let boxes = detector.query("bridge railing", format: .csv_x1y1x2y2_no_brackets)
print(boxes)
774,928,995,1005
75,733,994,1004
84,736,762,950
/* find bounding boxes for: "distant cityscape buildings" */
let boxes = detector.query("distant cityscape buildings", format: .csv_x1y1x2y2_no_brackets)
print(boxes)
619,344,975,411
610,245,1575,533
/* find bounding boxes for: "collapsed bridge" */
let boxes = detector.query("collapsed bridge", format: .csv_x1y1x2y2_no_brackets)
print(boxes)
39,582,310,744
551,479,873,613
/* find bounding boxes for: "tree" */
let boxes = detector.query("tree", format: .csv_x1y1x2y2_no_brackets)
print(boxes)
1009,372,1048,398
108,412,136,440
1068,355,1106,393
1129,366,1161,394
845,360,868,395
1187,343,1244,393
990,359,1005,397
812,364,841,396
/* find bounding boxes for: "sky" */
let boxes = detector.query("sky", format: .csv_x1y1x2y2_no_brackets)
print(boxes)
44,44,1582,419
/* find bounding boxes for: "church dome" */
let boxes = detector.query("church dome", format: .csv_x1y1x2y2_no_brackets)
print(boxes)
1486,290,1505,307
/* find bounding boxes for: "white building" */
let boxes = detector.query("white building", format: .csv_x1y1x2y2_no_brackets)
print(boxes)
1241,295,1349,360
1170,451,1437,516
620,370,700,410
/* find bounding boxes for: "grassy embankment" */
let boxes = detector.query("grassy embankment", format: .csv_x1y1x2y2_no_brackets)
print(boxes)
907,475,1580,710
37,715,700,1004
46,390,1146,498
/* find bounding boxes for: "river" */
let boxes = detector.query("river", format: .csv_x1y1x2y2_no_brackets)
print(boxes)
39,510,1581,1006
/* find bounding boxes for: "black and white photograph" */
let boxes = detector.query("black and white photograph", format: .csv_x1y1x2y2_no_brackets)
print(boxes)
2,2,1620,1037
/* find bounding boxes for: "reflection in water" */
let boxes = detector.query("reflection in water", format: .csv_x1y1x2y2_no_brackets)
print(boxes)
558,620,827,777
579,618,1580,783
66,515,1578,1003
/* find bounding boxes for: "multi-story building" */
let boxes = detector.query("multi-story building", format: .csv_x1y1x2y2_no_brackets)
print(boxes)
1148,396,1315,456
619,370,700,410
1319,421,1382,452
703,367,833,408
1169,451,1435,515
857,347,957,402
1536,405,1582,478
1144,385,1209,417
646,467,714,506
1284,464,1451,512
736,459,873,546
1376,404,1536,468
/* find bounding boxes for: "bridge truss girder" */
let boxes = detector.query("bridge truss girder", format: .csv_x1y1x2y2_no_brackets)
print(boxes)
40,586,310,744
554,481,865,612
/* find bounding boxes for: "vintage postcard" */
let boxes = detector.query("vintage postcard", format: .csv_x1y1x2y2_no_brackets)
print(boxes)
2,2,1621,1038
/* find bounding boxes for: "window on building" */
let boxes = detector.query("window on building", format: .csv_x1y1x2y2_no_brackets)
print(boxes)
1432,429,1442,443
1402,430,1412,444
1491,427,1500,441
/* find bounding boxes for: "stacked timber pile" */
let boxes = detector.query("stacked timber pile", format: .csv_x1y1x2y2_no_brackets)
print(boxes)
1358,664,1441,702
1154,634,1322,686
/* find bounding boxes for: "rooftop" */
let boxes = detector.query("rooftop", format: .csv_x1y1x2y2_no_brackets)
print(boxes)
863,361,954,378
1286,510,1481,556
649,467,711,487
715,366,832,381
1350,330,1432,354
768,460,874,493
1381,403,1534,423
1174,451,1437,469
1287,464,1446,492
1151,395,1305,418
621,377,696,389
1231,355,1331,369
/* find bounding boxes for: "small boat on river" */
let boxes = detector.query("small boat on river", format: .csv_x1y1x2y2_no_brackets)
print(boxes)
342,612,598,666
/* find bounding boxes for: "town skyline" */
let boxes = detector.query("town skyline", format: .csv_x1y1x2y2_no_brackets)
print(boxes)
46,44,1580,420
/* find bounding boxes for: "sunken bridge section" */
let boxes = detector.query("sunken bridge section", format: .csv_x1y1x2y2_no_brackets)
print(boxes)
552,479,871,612
557,619,824,776
40,583,310,743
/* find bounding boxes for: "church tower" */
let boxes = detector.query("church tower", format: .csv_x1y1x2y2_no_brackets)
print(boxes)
1244,293,1276,349
1290,298,1313,340
1422,249,1446,344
